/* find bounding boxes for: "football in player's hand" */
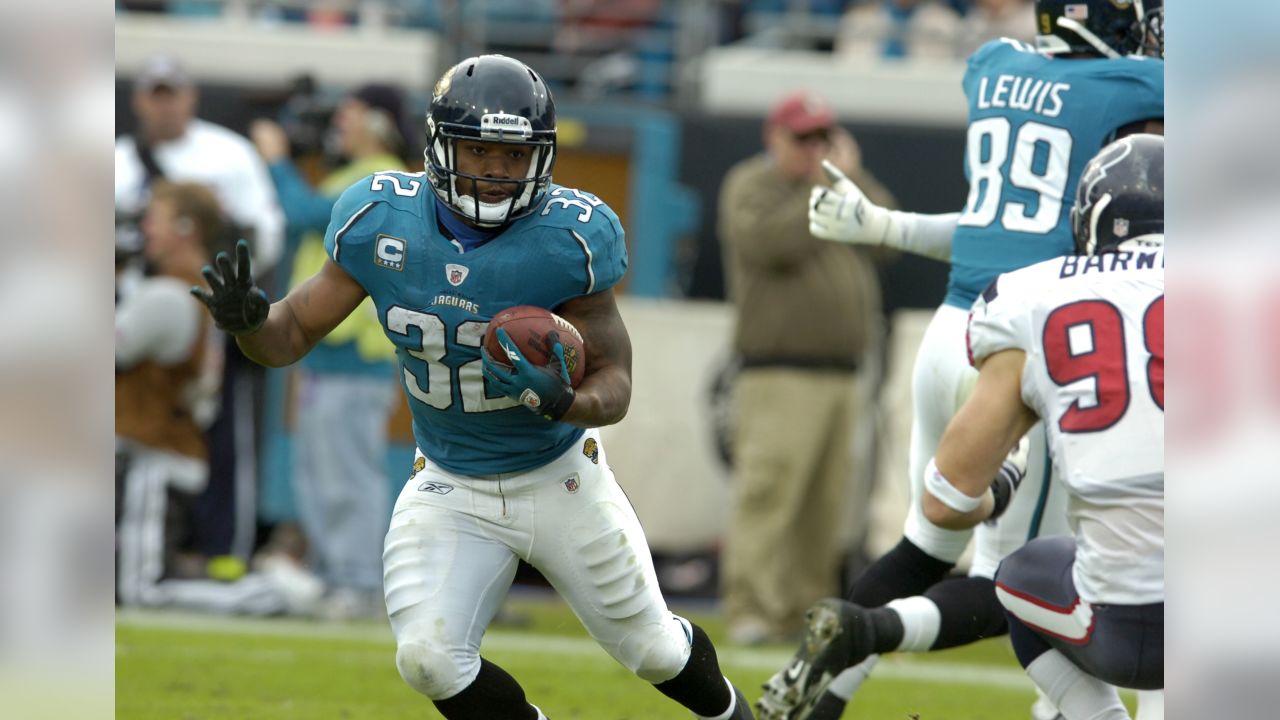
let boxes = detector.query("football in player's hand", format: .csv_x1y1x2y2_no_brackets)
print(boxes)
483,306,587,388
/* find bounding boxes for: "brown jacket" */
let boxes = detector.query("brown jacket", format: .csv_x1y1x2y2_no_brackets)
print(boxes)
115,270,212,460
718,154,887,368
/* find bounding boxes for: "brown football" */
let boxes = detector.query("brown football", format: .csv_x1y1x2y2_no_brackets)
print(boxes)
483,306,587,388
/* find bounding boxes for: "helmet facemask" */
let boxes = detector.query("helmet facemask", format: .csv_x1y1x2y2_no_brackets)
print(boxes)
425,116,556,229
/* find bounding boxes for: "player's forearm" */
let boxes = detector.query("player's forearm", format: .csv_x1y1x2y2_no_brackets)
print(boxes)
884,210,958,262
560,366,631,428
235,298,315,368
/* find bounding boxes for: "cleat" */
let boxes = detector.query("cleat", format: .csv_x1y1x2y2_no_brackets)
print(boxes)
755,599,877,720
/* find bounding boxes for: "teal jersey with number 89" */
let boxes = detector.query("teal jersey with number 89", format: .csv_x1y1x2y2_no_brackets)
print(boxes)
323,171,628,476
945,38,1163,309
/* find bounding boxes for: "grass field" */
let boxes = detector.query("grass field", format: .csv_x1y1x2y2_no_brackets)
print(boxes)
117,593,1133,719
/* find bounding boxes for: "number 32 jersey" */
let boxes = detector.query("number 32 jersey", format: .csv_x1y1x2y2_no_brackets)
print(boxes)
967,249,1164,605
946,39,1164,310
323,172,627,476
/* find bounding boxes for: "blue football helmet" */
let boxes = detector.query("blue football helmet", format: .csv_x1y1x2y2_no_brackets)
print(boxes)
1035,0,1164,59
1070,133,1164,255
425,54,557,227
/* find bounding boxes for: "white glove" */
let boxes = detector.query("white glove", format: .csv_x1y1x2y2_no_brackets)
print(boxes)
809,160,892,244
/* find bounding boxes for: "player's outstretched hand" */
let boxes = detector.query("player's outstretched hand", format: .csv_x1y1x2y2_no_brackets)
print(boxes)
481,327,576,421
190,239,270,336
809,159,891,245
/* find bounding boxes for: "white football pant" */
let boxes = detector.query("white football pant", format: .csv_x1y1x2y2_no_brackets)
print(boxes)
384,429,692,700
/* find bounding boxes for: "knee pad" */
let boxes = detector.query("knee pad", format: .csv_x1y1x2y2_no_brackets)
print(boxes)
618,615,692,683
394,625,478,700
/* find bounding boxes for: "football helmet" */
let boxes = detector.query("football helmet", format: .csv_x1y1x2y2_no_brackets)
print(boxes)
425,54,556,227
1035,0,1164,59
1070,133,1164,256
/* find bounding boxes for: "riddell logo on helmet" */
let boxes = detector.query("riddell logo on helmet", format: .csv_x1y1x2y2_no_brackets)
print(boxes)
481,113,532,140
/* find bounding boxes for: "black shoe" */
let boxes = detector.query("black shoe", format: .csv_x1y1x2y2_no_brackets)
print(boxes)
756,599,876,720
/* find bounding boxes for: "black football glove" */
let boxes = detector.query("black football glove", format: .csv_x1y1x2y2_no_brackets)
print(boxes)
987,438,1030,523
190,239,270,336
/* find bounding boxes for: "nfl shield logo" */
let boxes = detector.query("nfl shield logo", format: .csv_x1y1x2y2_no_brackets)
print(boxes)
1113,218,1130,238
563,474,580,494
446,263,469,286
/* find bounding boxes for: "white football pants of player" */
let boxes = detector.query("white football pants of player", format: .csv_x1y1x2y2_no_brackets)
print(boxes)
384,428,693,701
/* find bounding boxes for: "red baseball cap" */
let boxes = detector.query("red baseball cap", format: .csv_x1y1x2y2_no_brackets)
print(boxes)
766,91,835,135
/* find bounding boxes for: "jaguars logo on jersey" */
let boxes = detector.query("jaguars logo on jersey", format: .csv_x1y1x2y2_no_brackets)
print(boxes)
583,437,599,464
411,455,427,478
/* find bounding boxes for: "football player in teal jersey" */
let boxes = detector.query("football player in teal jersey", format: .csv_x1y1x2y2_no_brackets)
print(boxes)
194,55,755,720
759,2,1164,719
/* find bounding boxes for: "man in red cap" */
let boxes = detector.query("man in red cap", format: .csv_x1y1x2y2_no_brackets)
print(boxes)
716,92,895,645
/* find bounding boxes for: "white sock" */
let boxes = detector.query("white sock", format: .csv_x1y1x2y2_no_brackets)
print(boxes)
1026,650,1130,720
695,677,737,720
826,654,880,701
885,596,942,652
1135,690,1163,720
532,704,549,720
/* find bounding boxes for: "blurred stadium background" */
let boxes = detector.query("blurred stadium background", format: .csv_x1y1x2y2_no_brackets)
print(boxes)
0,0,1245,718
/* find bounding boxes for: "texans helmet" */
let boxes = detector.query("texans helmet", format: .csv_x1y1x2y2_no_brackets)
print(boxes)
1035,0,1164,59
1070,133,1164,256
425,54,557,227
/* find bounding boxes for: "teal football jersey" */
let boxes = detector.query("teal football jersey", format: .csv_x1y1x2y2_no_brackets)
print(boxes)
323,171,628,475
945,38,1163,309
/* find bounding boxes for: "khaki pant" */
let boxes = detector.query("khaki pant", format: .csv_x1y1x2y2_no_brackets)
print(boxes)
723,367,867,641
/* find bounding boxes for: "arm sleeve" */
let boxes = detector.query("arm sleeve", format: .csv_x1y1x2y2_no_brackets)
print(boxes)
886,210,960,262
116,281,203,368
269,160,338,234
323,177,386,282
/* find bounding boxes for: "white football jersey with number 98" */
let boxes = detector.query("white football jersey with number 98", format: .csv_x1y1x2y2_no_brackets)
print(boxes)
967,248,1165,605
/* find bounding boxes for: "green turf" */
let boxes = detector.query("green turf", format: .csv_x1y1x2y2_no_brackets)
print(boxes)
117,595,1131,719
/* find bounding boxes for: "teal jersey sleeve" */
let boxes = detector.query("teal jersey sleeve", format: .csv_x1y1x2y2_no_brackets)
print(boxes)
532,186,629,298
946,41,1165,310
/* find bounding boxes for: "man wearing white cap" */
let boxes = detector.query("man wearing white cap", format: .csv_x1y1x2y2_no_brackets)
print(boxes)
116,53,284,274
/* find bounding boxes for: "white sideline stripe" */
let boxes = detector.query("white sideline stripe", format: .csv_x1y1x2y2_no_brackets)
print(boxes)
117,610,1032,691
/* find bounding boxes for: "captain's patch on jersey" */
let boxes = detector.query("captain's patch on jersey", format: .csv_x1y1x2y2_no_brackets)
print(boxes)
375,234,407,271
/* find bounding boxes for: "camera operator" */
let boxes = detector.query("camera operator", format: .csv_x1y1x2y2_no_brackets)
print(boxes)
249,83,408,620
116,54,284,280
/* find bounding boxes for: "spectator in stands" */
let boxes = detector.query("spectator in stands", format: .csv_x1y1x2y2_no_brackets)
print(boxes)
717,91,893,645
836,0,961,61
250,84,407,620
116,53,284,276
116,181,319,616
115,52,285,583
956,0,1035,57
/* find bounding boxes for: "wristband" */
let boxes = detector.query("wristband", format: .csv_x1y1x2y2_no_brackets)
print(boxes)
924,459,982,514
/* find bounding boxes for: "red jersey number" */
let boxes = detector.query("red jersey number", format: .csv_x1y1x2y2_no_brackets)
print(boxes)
1043,295,1164,433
